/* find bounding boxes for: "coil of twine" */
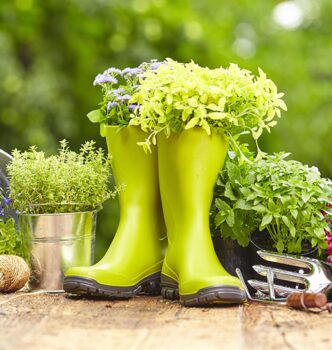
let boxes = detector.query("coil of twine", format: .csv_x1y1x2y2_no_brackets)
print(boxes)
0,255,30,292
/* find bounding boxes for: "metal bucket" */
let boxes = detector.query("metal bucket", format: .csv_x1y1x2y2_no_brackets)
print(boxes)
19,208,98,292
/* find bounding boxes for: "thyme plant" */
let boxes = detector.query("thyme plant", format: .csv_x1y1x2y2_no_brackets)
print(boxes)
7,140,114,214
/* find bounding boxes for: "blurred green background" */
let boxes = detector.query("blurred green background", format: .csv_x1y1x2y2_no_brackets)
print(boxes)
1,0,331,260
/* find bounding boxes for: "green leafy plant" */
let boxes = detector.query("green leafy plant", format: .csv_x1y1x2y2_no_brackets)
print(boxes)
129,58,287,152
7,140,114,214
211,151,332,254
0,192,25,258
87,60,163,127
0,218,22,255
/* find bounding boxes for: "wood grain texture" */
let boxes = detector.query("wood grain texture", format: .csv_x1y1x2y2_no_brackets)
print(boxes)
0,293,331,350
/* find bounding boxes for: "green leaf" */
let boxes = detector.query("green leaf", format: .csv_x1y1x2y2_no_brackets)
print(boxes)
188,96,198,107
260,213,273,229
252,204,267,212
276,240,284,253
208,112,228,120
214,211,227,227
215,198,231,212
281,215,292,228
234,199,252,210
182,108,193,121
185,117,199,130
224,182,237,200
227,162,241,184
301,192,311,203
226,210,235,227
87,109,105,123
252,127,263,140
207,104,220,111
166,94,173,105
201,119,211,135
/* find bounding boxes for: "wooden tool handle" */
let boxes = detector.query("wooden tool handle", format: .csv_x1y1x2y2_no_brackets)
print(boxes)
287,292,327,309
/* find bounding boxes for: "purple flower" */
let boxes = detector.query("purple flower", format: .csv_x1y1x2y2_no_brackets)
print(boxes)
110,88,126,97
150,61,163,70
128,104,140,111
2,197,10,206
121,67,143,76
107,101,119,111
116,94,132,103
93,74,118,86
106,68,122,75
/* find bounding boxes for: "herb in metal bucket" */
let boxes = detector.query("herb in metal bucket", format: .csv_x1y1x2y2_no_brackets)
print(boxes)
7,140,115,214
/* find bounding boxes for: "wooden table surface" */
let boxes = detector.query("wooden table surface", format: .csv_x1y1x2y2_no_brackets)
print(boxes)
0,292,331,350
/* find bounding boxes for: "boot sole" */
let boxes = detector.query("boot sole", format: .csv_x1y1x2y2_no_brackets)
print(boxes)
63,272,161,298
161,275,246,306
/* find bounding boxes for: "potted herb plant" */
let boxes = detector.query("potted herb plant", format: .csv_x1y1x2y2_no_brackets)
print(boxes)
211,148,332,260
128,58,287,306
7,140,113,291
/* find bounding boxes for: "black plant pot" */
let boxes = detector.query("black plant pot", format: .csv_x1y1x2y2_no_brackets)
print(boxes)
213,236,256,279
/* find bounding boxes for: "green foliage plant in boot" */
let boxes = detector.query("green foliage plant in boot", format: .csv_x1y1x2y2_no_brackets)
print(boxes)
7,140,113,290
129,58,287,306
212,149,332,255
86,60,163,130
64,60,166,298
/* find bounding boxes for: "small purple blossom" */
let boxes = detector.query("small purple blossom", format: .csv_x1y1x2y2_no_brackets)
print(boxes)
116,94,132,103
121,67,143,76
106,68,122,75
2,197,10,206
128,104,140,111
93,74,118,86
150,61,163,70
110,88,126,97
107,101,119,111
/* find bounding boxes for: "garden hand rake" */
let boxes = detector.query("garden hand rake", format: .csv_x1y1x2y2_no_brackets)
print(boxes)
237,250,332,301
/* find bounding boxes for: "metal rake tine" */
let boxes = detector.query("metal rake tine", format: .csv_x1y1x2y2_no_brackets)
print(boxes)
266,268,276,300
235,268,253,301
257,250,314,270
253,265,308,285
247,279,299,297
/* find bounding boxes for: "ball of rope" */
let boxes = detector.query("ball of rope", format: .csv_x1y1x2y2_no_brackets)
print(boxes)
0,255,30,292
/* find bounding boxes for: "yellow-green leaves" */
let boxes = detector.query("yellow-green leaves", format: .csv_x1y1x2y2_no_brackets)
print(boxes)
130,58,287,150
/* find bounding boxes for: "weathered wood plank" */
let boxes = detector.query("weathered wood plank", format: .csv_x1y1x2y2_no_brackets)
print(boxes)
0,293,331,350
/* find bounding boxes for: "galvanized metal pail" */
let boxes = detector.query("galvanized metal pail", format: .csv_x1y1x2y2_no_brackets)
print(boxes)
19,207,98,292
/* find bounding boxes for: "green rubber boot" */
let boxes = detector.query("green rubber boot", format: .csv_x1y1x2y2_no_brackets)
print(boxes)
158,128,246,306
64,126,165,298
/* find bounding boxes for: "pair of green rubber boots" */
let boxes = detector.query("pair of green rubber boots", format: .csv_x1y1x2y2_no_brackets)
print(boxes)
64,126,246,306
